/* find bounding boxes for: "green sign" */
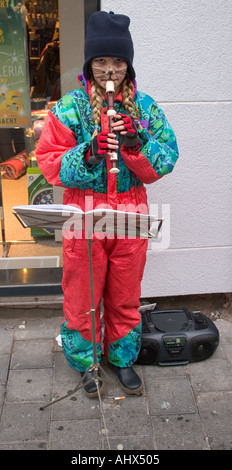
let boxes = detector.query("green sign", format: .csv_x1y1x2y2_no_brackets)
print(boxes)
0,0,31,127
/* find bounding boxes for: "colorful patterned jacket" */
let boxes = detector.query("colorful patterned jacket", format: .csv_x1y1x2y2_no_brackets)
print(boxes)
36,73,179,209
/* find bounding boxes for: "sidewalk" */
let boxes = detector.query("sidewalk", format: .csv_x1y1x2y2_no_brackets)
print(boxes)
0,312,232,451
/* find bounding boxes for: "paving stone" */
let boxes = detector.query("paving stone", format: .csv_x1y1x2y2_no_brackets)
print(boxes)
102,435,156,451
0,441,47,450
5,368,53,403
49,419,101,450
51,381,101,420
207,431,232,450
221,344,232,367
215,320,232,344
10,339,54,370
0,315,231,451
0,328,14,354
197,391,232,434
145,375,196,415
142,364,187,379
0,385,5,413
0,402,50,443
53,351,79,383
101,395,152,438
0,354,10,384
187,359,232,393
13,317,62,341
152,414,208,450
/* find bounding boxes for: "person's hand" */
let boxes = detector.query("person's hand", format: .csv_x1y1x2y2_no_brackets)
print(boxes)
111,114,140,148
87,131,119,165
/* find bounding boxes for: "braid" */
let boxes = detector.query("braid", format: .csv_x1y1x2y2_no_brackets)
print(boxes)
90,79,103,137
122,75,143,129
89,74,142,138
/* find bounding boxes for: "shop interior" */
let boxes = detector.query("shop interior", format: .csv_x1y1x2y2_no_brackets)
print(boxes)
0,1,97,269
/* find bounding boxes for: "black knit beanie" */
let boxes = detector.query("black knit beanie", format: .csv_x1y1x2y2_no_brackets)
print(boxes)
83,11,135,80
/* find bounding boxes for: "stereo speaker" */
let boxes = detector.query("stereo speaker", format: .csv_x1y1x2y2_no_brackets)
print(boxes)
137,308,219,366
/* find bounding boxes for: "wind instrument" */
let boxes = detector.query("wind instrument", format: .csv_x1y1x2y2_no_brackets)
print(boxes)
106,71,120,174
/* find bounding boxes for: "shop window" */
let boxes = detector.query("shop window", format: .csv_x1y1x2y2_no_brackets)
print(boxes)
28,0,60,102
0,0,99,269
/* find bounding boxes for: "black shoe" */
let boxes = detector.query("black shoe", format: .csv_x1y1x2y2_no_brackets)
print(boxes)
111,365,143,395
81,369,105,398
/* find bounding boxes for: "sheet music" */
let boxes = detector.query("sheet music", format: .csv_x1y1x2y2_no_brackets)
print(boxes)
13,204,162,238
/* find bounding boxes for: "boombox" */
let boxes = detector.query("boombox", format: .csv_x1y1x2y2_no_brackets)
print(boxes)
137,308,219,366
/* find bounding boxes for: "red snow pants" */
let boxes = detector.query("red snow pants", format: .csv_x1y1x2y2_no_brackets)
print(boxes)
61,185,149,370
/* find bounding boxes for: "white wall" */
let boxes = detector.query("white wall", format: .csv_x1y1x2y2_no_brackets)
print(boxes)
102,0,232,297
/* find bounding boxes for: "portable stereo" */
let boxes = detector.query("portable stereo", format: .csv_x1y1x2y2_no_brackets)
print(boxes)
137,308,219,366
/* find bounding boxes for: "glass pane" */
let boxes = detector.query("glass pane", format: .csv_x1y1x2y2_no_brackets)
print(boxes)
0,1,100,273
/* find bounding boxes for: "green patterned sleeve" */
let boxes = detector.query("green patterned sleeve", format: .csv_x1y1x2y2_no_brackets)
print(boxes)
138,101,179,177
51,94,103,188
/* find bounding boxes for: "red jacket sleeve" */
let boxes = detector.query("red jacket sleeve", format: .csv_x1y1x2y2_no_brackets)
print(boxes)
120,144,162,184
35,110,77,187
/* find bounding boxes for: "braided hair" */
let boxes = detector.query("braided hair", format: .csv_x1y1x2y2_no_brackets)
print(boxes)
90,73,142,138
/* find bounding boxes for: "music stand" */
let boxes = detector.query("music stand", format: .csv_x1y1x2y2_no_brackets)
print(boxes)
13,206,162,408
